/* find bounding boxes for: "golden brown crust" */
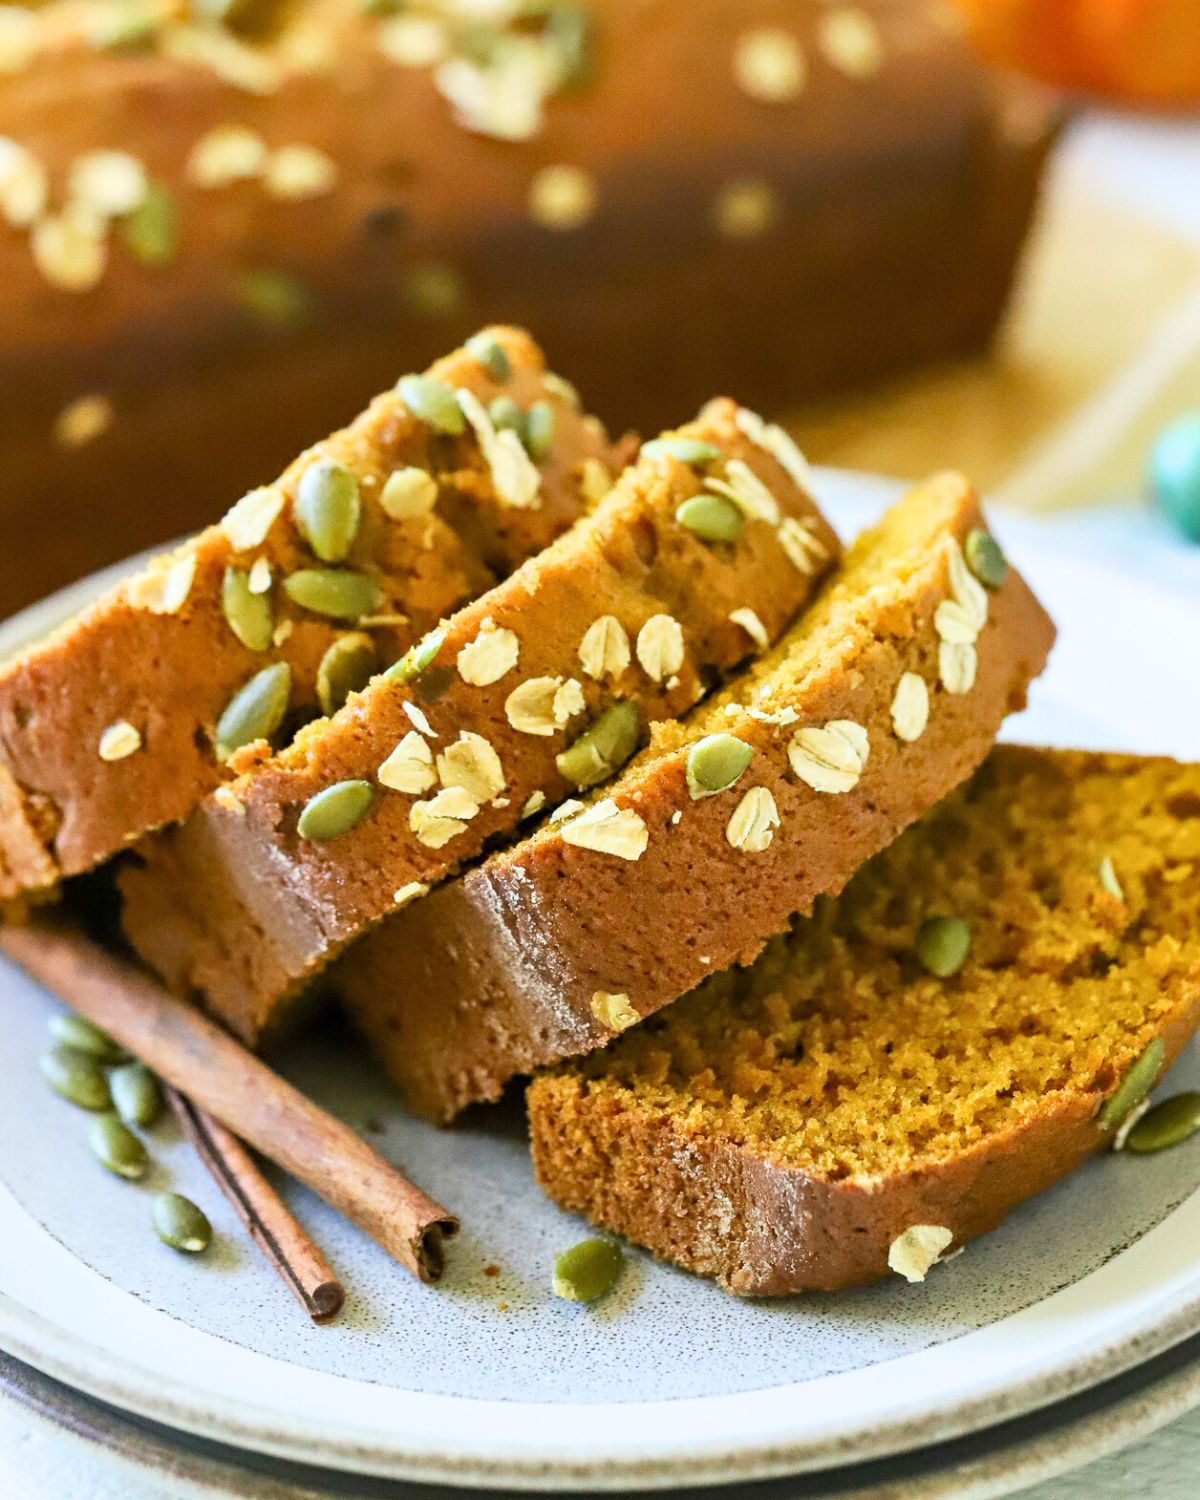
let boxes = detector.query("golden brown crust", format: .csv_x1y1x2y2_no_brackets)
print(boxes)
120,401,839,1040
338,474,1055,1122
0,2,1056,613
528,748,1200,1294
528,1063,1136,1296
0,327,617,900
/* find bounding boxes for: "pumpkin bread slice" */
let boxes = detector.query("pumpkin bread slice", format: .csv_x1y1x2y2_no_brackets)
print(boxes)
337,473,1055,1122
0,327,621,903
120,402,839,1043
528,746,1200,1294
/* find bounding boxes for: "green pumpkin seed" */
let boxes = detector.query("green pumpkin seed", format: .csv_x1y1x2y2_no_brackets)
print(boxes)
396,374,466,435
1100,1038,1166,1130
295,460,362,563
39,1046,112,1111
215,661,291,761
233,268,312,331
643,437,722,466
543,372,581,410
686,733,754,799
316,633,376,716
109,1062,163,1128
1125,1091,1200,1155
88,1113,149,1180
675,492,745,544
524,400,556,461
120,180,177,265
153,1192,212,1253
915,916,971,978
92,4,157,50
546,1,595,88
553,1238,623,1303
488,395,526,437
964,529,1008,591
222,566,273,652
465,331,511,380
297,779,374,841
382,627,445,685
282,568,382,620
48,1012,125,1062
556,701,641,789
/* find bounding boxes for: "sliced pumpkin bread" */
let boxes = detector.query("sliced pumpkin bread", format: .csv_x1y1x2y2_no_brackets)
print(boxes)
528,746,1200,1294
0,327,620,903
337,473,1055,1122
120,403,839,1043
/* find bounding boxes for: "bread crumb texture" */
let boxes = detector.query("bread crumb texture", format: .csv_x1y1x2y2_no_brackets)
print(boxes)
542,747,1200,1184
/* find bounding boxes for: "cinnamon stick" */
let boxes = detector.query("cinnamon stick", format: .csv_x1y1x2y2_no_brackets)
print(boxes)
2,917,457,1281
165,1087,345,1321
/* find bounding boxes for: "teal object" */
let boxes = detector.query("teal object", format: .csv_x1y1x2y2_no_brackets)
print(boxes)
1150,413,1200,543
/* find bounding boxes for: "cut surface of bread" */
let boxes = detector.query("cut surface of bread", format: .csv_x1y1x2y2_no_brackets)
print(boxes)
0,327,619,902
120,402,838,1042
529,747,1200,1294
337,474,1055,1122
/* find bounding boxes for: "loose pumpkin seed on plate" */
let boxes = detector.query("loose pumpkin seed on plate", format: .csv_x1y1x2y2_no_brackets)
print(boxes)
48,1012,125,1062
282,568,383,620
552,1238,624,1303
316,633,376,716
297,779,375,841
686,733,754,799
215,661,292,762
109,1062,163,1128
1100,1037,1166,1130
88,1113,149,1180
295,459,362,563
915,916,971,978
39,1045,112,1111
153,1192,212,1253
1125,1091,1200,1155
675,491,745,543
222,565,273,651
396,374,467,435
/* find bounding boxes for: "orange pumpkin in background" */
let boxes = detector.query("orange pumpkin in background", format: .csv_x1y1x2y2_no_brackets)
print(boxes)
954,0,1200,105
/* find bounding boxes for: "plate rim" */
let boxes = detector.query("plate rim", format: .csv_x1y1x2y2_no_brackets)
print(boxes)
7,1324,1200,1500
3,475,1200,1491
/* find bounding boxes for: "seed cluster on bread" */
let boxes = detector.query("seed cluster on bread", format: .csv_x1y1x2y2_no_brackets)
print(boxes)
119,401,840,1042
529,747,1200,1294
336,473,1054,1123
0,327,620,904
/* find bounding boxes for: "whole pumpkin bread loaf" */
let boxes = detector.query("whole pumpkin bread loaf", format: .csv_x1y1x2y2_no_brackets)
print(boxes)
336,473,1055,1122
529,746,1200,1295
0,1,1056,613
120,403,838,1042
0,327,620,904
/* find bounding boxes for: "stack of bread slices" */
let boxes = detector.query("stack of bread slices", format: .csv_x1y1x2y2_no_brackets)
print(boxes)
4,326,1197,1296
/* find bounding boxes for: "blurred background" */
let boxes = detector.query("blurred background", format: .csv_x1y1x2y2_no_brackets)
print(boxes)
1,0,1198,616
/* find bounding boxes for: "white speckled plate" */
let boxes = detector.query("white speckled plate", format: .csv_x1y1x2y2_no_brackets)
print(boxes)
2,472,1200,1492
